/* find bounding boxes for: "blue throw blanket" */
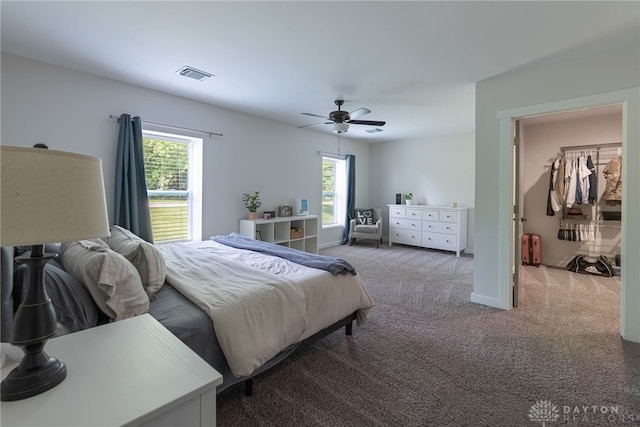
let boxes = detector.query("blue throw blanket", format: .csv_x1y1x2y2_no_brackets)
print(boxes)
212,233,356,275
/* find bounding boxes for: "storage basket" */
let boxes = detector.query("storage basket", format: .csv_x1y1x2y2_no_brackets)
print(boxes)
602,211,621,221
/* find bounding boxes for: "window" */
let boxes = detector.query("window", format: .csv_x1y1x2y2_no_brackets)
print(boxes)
142,130,202,243
322,156,346,227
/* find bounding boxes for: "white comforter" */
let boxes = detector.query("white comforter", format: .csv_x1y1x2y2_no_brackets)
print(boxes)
158,241,373,377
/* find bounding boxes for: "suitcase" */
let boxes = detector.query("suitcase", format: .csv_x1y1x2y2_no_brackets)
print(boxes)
521,233,542,266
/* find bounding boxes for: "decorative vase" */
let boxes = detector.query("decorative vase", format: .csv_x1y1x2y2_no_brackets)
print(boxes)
248,211,258,220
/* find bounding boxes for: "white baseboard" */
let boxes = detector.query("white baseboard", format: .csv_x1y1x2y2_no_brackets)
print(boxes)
470,293,508,310
319,241,343,250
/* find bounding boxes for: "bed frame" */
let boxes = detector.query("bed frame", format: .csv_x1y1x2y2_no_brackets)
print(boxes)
0,246,356,397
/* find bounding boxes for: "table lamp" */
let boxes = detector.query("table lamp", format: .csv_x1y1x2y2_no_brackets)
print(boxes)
0,145,110,401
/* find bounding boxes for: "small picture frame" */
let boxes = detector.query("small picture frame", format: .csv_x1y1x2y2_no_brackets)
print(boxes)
262,210,276,219
278,205,293,217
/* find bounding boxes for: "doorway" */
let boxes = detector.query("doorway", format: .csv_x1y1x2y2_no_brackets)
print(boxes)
513,105,623,309
497,87,640,342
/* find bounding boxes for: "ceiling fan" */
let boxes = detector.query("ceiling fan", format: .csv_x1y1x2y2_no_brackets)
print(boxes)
299,99,386,133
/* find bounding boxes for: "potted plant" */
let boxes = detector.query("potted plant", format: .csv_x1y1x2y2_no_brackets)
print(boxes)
242,191,262,219
405,193,413,205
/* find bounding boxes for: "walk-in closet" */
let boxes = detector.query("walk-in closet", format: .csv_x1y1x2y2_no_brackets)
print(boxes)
519,104,622,273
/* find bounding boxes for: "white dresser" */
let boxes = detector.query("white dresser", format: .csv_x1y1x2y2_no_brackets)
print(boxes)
388,204,468,256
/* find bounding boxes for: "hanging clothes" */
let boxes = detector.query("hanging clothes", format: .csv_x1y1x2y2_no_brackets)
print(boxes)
564,158,577,207
603,155,622,205
587,155,597,204
555,156,566,206
547,156,563,215
557,222,595,242
577,156,591,205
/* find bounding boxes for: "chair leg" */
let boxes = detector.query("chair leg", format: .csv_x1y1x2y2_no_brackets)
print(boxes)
349,238,355,246
375,239,380,249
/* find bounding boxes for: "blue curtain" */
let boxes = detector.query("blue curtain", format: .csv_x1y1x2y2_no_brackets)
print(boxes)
341,154,356,244
114,114,154,242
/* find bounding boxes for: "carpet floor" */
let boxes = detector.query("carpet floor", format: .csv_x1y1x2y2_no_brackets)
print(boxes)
216,243,640,426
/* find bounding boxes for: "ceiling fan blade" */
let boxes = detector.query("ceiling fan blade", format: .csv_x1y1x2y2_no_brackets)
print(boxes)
347,120,386,126
298,122,331,128
348,108,371,119
301,112,329,119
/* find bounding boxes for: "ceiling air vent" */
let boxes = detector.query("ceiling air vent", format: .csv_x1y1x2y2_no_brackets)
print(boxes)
176,66,213,81
366,128,384,134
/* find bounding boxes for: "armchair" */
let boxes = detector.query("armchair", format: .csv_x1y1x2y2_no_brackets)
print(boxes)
349,208,383,248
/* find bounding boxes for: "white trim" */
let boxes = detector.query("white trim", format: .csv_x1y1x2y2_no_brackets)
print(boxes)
319,241,343,249
497,87,640,343
470,293,507,309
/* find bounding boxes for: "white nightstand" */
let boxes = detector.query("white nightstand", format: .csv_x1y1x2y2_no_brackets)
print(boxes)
1,314,223,426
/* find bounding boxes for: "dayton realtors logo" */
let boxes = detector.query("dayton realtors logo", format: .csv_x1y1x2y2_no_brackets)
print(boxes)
529,400,638,425
529,400,560,426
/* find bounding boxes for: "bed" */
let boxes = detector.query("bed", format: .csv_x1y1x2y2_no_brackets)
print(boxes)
0,229,373,395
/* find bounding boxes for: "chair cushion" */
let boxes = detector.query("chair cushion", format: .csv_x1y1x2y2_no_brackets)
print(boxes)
355,209,375,225
354,224,378,234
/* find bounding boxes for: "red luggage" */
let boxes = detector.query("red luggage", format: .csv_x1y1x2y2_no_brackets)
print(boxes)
521,233,542,266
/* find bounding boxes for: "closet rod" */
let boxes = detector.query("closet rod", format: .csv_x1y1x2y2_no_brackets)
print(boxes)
109,114,223,138
560,142,621,152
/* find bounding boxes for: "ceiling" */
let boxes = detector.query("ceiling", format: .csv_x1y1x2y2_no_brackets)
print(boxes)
2,1,638,143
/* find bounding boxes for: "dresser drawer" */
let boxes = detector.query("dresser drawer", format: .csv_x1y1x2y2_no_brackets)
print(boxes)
390,207,406,218
422,210,439,221
390,218,422,231
422,232,457,250
423,221,458,234
390,228,421,245
439,210,459,223
405,209,423,220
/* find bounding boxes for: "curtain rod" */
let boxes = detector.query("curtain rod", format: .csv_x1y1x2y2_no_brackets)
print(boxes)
560,142,621,152
317,150,348,159
109,114,223,138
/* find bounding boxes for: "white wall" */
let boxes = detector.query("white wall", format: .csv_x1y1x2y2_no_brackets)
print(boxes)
522,112,622,267
474,45,640,342
0,53,371,247
369,132,476,252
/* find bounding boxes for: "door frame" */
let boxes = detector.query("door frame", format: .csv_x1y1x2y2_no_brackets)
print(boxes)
497,87,640,342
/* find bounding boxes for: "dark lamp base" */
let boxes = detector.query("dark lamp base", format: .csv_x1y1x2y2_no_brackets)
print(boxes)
1,354,67,401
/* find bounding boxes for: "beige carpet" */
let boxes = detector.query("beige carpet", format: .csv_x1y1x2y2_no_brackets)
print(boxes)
217,243,640,426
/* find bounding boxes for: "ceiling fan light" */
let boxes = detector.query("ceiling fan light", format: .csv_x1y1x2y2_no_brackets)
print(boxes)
333,123,349,133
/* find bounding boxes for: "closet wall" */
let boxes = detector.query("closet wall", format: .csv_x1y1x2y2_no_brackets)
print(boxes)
521,107,622,267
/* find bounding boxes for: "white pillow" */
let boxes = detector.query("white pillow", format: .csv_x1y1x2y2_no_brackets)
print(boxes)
104,225,167,297
61,239,149,321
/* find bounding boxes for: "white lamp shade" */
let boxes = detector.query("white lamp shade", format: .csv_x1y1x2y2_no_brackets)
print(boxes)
332,123,349,133
1,146,110,246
